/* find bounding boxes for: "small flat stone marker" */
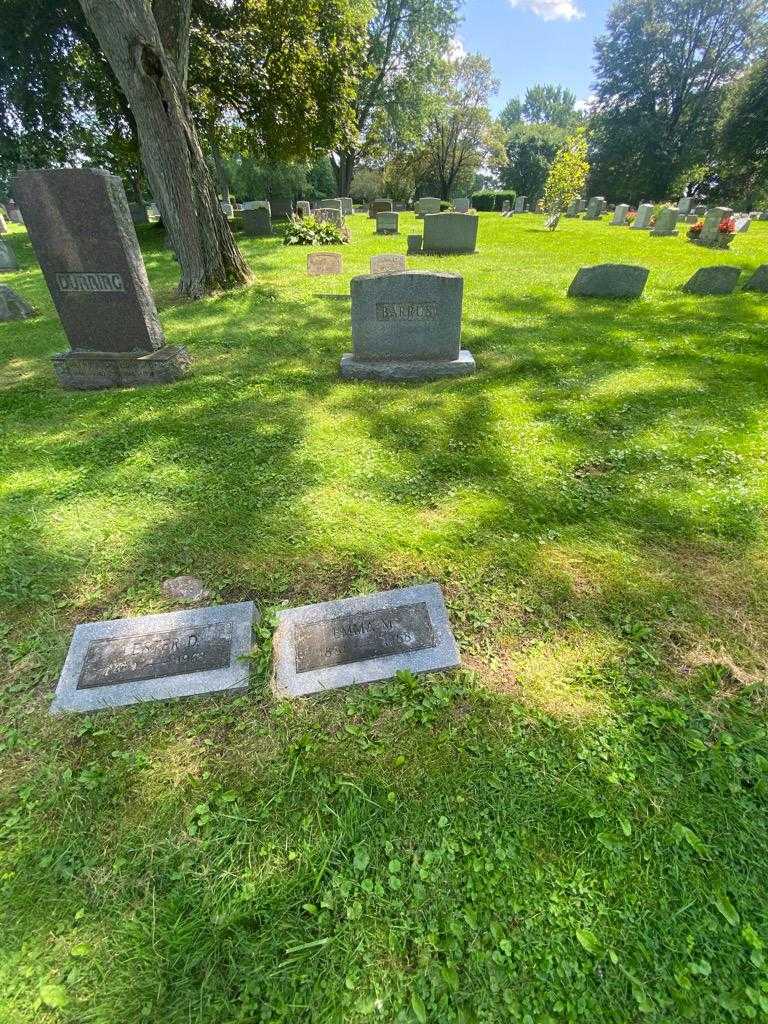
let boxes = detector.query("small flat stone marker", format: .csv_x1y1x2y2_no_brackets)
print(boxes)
0,239,18,271
51,602,256,714
0,285,36,321
307,252,342,276
743,265,768,292
568,263,649,299
370,253,406,275
162,575,211,604
682,266,741,295
273,583,459,697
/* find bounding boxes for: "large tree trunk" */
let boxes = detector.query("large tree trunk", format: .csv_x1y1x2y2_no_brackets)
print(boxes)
330,150,355,197
79,0,250,299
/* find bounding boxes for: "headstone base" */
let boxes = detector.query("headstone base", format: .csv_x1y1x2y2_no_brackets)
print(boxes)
52,345,191,390
340,349,476,382
650,229,679,237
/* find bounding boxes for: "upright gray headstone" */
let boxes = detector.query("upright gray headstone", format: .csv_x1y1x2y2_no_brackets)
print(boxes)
735,214,751,233
453,198,470,213
407,234,423,255
650,208,680,236
296,200,311,218
699,207,733,247
369,199,393,219
320,199,344,213
677,197,693,214
694,205,707,217
13,168,190,390
241,200,270,213
219,200,234,218
577,198,587,213
270,198,293,219
583,196,605,220
0,239,18,271
0,213,7,233
6,199,23,224
565,199,580,218
376,211,399,235
340,270,475,381
422,212,478,254
682,266,740,295
611,204,630,226
630,203,654,230
416,197,441,219
243,207,272,236
0,285,36,321
314,207,344,227
128,202,150,226
568,263,649,299
342,197,354,216
743,265,768,292
501,200,511,215
273,584,459,697
513,195,526,213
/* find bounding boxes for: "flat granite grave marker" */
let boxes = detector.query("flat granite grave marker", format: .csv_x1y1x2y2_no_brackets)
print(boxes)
340,269,475,381
568,263,649,299
0,239,18,271
13,168,189,390
370,253,406,275
611,203,630,226
243,206,272,236
376,211,399,235
307,252,342,276
630,203,654,230
422,212,478,254
273,583,459,697
743,265,768,292
682,266,741,295
51,602,256,714
650,207,680,236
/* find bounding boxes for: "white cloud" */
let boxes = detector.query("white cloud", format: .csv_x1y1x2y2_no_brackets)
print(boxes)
575,94,596,112
446,35,467,62
508,0,585,21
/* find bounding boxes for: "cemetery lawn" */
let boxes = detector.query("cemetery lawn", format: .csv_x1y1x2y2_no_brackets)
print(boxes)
2,213,768,1024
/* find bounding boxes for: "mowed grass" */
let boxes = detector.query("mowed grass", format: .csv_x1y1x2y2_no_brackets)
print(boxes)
1,211,768,1023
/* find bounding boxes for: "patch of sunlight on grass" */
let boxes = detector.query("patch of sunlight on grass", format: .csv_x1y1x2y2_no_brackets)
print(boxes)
514,632,620,720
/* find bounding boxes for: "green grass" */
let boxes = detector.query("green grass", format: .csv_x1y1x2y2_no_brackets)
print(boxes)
1,211,768,1023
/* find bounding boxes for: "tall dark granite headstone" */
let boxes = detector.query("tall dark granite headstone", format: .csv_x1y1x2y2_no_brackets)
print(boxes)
13,168,190,390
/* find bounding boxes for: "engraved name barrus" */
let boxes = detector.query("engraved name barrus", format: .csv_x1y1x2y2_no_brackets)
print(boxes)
375,302,437,321
56,272,126,294
76,622,233,690
293,602,437,673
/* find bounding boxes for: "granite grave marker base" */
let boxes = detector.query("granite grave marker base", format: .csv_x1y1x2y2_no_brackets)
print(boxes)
273,584,460,698
51,602,256,714
340,350,476,382
52,346,191,390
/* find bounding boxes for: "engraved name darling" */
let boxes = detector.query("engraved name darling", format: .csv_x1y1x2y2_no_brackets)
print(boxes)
376,302,438,321
56,272,125,293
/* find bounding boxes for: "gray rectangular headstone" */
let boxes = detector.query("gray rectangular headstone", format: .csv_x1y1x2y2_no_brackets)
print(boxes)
270,198,293,219
699,207,733,246
375,211,399,234
650,207,680,236
243,207,272,236
610,203,630,226
13,168,189,390
6,200,24,224
677,197,693,214
583,196,605,220
416,197,441,219
0,239,18,271
513,195,526,213
422,212,478,254
314,207,344,227
51,602,256,714
453,198,470,213
273,584,459,697
630,203,654,230
342,197,354,216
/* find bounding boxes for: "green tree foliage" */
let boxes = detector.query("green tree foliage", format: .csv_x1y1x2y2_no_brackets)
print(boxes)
224,155,336,202
329,0,459,196
349,166,386,203
498,97,522,129
522,84,578,128
543,127,590,218
411,54,506,201
589,0,765,202
500,123,566,203
718,56,768,207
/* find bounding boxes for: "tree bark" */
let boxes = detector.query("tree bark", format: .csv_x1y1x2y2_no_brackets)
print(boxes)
331,150,355,197
79,0,250,299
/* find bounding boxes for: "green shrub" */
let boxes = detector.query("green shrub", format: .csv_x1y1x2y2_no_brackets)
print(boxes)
471,190,516,211
282,216,349,246
440,200,451,211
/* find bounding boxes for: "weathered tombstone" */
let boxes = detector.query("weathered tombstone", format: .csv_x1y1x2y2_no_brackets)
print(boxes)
322,199,344,212
611,204,630,226
567,263,649,299
13,168,190,390
407,234,423,255
501,200,511,215
677,197,693,214
270,198,293,219
219,200,234,218
630,203,654,230
565,199,580,218
342,197,354,216
583,196,605,220
416,197,441,219
735,214,751,233
340,270,475,381
0,213,7,233
699,207,733,247
50,602,256,714
422,212,478,255
682,266,741,295
370,253,406,275
513,195,526,213
759,212,768,221
743,265,768,292
273,584,459,698
128,202,150,225
453,198,470,213
376,211,399,235
0,285,36,321
544,213,560,231
6,199,23,224
314,207,344,227
650,207,680,236
0,239,18,271
369,199,393,219
307,252,342,276
296,200,311,218
577,198,587,213
694,205,707,217
243,207,272,236
241,200,270,213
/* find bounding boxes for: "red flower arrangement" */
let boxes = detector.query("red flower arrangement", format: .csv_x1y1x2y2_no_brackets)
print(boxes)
719,216,736,234
687,219,704,239
625,209,637,225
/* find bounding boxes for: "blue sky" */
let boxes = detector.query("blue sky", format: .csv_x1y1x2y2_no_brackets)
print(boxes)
456,0,615,113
